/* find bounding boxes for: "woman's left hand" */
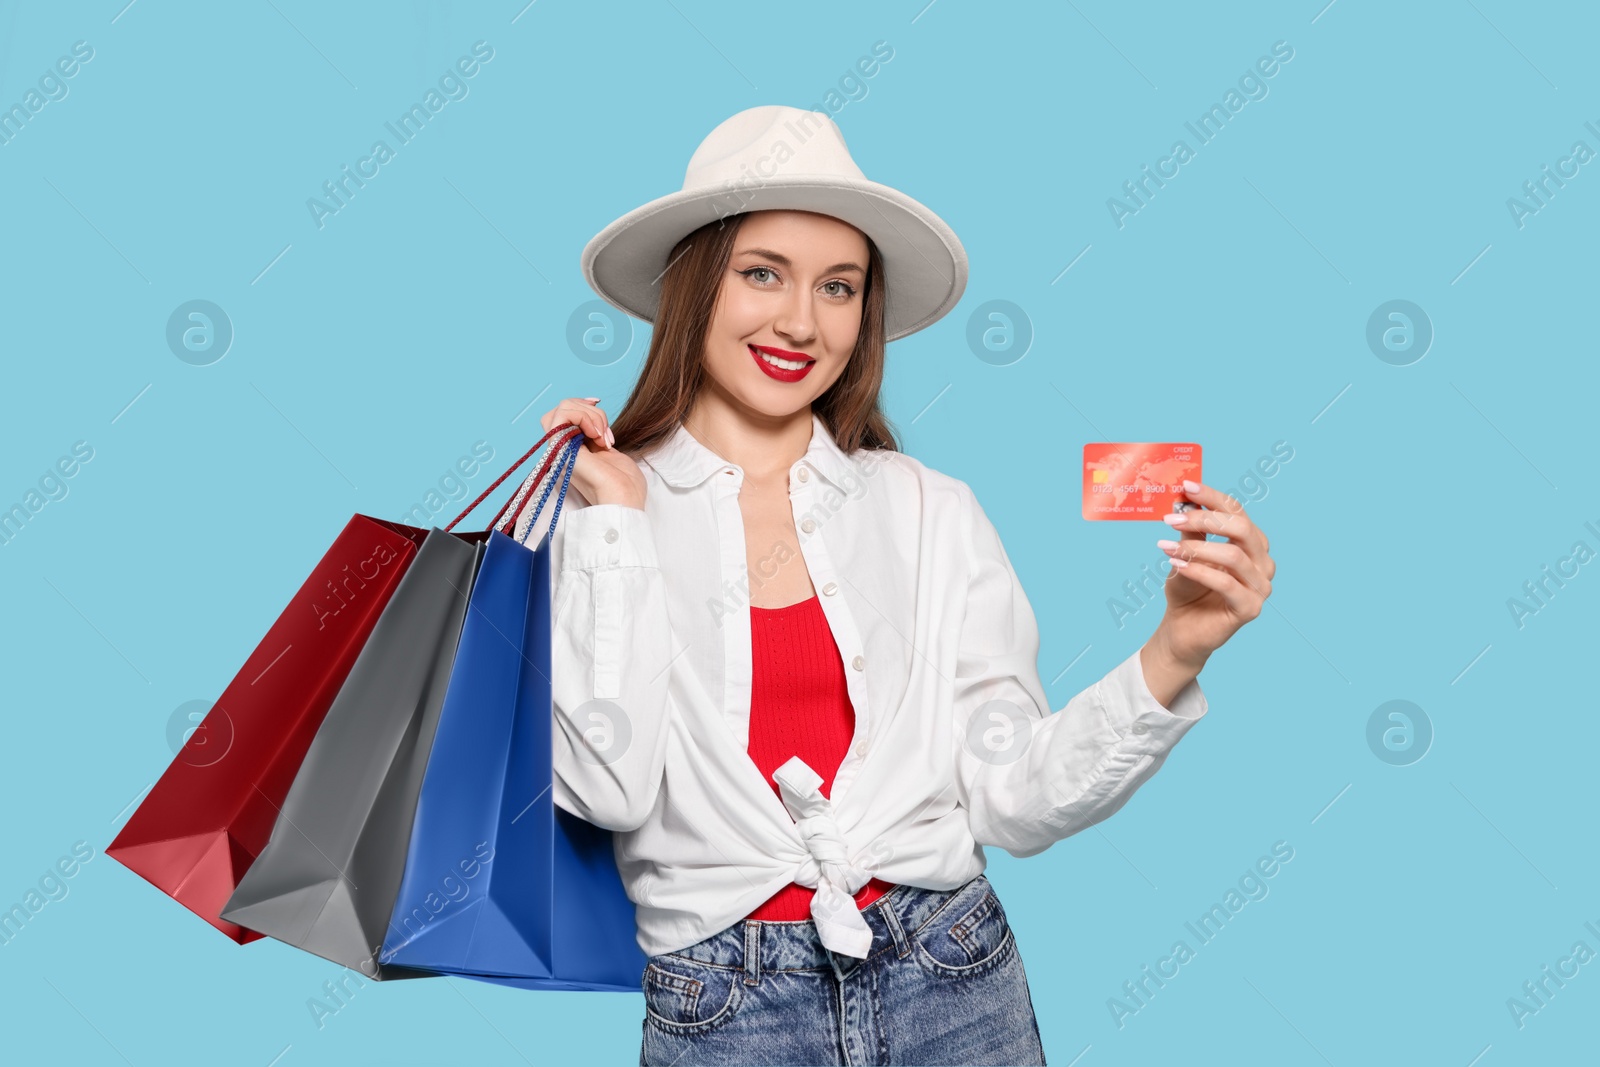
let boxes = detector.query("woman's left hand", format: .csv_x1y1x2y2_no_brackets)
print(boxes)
1155,479,1275,669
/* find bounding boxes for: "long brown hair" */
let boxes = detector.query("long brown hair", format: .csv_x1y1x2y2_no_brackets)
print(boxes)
606,211,899,460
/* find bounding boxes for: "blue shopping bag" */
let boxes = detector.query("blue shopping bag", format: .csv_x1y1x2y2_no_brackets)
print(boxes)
380,430,647,992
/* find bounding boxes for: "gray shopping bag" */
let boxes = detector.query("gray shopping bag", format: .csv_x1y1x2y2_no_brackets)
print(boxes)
220,526,486,979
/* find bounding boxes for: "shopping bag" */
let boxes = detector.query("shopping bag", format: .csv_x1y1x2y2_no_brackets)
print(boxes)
218,427,579,978
378,430,647,992
107,516,430,943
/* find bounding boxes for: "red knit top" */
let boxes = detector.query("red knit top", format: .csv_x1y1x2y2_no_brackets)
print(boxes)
743,593,895,921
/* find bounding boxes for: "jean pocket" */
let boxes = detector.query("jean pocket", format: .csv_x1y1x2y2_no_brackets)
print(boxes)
911,876,1017,979
641,954,745,1035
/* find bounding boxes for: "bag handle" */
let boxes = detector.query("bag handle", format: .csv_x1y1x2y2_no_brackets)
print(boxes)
445,423,583,533
490,426,580,536
512,430,582,547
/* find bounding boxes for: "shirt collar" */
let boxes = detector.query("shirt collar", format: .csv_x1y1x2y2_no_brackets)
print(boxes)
642,411,861,492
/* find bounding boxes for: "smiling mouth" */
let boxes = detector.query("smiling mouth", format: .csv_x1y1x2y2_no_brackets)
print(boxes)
751,346,813,370
748,344,816,382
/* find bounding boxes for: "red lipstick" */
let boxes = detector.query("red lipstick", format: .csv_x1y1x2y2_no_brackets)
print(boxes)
749,344,815,383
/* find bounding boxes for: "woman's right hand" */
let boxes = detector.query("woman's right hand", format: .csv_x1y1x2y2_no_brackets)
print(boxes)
540,397,647,509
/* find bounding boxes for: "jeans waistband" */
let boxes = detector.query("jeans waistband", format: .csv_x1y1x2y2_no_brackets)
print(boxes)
657,875,988,975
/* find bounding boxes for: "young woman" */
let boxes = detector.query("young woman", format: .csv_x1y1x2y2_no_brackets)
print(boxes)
522,106,1276,1066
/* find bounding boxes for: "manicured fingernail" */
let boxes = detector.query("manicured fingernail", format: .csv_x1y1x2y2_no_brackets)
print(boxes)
604,428,615,448
583,397,601,403
1162,513,1186,526
1183,479,1201,493
1157,539,1179,552
1169,557,1190,568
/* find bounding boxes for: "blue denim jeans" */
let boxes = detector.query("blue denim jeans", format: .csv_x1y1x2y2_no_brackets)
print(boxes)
638,874,1047,1065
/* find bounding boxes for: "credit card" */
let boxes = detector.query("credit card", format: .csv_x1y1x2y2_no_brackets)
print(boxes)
1082,443,1202,520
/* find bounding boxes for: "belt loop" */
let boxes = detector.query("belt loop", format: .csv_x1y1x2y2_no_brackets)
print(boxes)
743,921,761,986
879,892,911,959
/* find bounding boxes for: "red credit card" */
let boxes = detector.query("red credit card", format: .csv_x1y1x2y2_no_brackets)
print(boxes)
1082,443,1202,520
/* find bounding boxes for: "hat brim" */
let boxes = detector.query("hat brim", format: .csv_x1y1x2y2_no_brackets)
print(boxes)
581,175,967,343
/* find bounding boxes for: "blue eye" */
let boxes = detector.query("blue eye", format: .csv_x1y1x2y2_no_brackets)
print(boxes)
737,267,857,299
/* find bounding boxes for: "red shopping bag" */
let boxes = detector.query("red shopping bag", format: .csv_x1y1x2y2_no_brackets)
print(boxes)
107,517,430,941
107,430,576,943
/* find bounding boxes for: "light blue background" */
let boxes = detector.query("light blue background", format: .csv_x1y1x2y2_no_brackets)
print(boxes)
2,1,1595,1063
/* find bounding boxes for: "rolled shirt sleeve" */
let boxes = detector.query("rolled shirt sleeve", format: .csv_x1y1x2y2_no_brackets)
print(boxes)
948,482,1209,859
537,497,675,833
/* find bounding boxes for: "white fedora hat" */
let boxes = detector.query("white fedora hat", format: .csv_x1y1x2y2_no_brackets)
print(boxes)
580,105,968,342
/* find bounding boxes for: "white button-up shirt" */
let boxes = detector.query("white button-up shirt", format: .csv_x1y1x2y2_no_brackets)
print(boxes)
518,412,1208,959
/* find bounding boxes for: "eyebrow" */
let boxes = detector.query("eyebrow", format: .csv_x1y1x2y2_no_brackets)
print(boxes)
733,246,866,276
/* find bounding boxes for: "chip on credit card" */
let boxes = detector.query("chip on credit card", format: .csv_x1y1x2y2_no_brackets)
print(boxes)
1082,443,1202,521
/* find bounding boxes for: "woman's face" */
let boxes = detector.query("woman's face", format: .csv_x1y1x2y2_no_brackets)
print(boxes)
700,209,868,420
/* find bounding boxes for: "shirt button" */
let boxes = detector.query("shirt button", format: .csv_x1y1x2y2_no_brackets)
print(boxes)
1131,722,1149,735
603,528,618,544
798,467,810,482
822,581,838,596
801,519,816,534
854,740,868,757
851,655,864,671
